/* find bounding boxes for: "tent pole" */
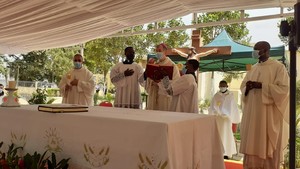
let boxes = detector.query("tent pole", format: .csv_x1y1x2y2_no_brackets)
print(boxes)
289,35,297,169
289,2,300,168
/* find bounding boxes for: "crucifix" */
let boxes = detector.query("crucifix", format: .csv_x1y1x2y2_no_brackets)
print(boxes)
166,30,231,60
165,30,232,83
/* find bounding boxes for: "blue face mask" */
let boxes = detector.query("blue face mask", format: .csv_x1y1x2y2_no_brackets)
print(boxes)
252,50,260,59
156,52,164,60
181,68,187,75
74,62,82,69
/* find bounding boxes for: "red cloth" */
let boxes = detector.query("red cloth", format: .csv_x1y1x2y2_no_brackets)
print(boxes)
225,160,243,169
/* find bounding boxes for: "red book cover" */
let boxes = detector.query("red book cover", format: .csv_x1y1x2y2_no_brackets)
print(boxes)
146,64,173,80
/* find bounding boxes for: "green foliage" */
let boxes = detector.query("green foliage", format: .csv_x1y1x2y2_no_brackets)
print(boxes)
283,84,300,168
234,132,241,141
99,93,115,103
146,18,189,50
196,11,251,45
23,151,48,169
0,142,70,169
47,152,69,169
222,72,244,83
297,80,300,105
2,46,79,84
85,19,189,91
45,46,81,83
198,99,211,113
28,88,55,104
0,142,23,169
0,57,6,77
46,89,60,97
5,51,49,81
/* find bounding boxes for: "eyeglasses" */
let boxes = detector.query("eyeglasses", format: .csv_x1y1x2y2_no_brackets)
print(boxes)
73,60,82,62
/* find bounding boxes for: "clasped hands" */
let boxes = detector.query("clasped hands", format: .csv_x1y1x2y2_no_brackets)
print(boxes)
245,81,262,96
65,78,79,91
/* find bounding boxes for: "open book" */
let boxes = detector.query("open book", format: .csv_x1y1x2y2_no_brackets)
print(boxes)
146,64,173,81
38,104,88,113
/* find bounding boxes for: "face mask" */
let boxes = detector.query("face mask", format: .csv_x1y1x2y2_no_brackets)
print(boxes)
0,89,3,93
219,87,227,92
181,68,187,75
156,52,164,60
252,50,260,59
74,62,82,69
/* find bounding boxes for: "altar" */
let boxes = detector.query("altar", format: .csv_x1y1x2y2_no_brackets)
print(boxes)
0,105,225,169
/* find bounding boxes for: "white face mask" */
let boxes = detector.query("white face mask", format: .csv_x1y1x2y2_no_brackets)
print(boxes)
156,52,164,60
0,89,3,93
252,50,260,59
219,87,227,92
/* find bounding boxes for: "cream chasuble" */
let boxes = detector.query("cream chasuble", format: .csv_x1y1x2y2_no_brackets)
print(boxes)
110,62,144,109
145,57,180,111
240,59,289,169
59,67,95,106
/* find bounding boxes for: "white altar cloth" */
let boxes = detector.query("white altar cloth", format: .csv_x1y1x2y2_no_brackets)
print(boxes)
0,105,225,169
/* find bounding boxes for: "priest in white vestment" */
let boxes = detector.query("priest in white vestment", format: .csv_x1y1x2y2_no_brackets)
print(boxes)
145,43,180,111
208,80,240,158
158,59,199,113
59,54,96,106
0,84,4,104
240,41,289,169
110,47,144,109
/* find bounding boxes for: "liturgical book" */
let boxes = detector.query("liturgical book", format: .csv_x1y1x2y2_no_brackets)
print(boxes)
146,64,173,81
38,104,88,113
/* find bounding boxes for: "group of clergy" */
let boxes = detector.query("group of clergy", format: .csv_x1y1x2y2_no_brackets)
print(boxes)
58,41,289,169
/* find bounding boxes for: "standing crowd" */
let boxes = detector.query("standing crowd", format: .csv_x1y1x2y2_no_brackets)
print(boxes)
56,41,288,169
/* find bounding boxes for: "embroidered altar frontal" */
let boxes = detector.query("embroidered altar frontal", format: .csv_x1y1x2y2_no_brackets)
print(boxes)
0,105,225,169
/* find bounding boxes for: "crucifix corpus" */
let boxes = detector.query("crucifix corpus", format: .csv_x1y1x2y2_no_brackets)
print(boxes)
165,30,232,61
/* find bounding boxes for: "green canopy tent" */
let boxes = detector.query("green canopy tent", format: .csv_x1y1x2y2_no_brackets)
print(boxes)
163,30,286,72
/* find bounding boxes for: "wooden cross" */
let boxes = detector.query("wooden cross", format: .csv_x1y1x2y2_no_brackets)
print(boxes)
166,30,231,56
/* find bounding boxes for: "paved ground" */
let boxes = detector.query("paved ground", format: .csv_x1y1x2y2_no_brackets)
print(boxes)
231,140,244,161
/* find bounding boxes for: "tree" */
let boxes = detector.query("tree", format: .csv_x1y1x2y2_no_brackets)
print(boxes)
196,11,251,82
18,51,49,81
45,46,81,83
5,51,49,82
222,72,244,84
196,11,251,45
146,18,189,50
84,19,189,82
84,27,148,80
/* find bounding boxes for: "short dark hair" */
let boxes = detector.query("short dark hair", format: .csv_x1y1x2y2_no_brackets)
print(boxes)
125,47,133,53
255,41,271,51
0,84,3,87
187,59,199,70
219,80,228,85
